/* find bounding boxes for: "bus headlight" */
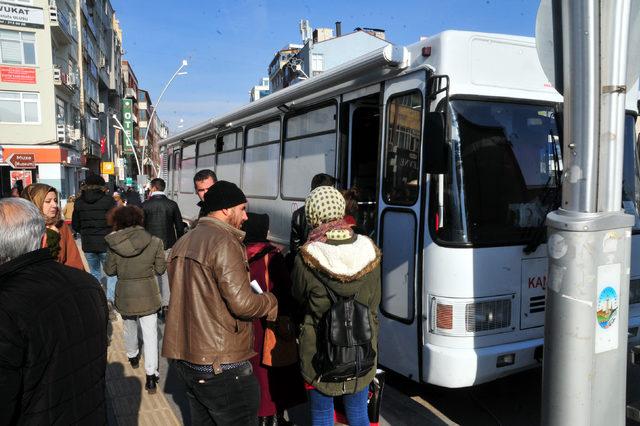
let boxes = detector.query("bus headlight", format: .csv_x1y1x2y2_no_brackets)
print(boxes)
430,295,514,336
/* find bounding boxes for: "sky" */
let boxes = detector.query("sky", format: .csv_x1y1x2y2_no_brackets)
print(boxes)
110,0,540,134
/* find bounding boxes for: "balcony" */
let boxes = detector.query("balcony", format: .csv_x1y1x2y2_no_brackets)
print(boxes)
124,87,137,100
50,5,75,45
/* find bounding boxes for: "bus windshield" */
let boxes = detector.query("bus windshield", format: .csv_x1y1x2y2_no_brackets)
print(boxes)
432,99,640,247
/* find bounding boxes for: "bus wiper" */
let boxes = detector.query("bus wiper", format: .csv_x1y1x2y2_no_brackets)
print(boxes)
523,130,562,255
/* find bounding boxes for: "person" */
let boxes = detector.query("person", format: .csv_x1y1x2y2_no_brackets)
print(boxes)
193,169,217,218
291,186,381,426
125,186,142,207
10,186,20,197
62,194,76,222
104,206,166,393
287,173,336,269
0,198,108,424
243,213,306,426
72,174,118,313
163,181,278,426
113,191,125,207
21,183,84,271
142,177,184,317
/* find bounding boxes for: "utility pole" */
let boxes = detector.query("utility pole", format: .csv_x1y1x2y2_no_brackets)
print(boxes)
540,0,636,424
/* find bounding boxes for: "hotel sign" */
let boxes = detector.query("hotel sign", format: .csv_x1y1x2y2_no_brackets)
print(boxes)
122,99,134,154
0,66,36,84
0,2,44,29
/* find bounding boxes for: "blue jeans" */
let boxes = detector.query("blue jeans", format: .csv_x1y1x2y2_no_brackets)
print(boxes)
85,252,116,302
309,386,369,426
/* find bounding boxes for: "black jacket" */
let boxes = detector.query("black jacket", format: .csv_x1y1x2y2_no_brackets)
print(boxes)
125,191,142,207
0,249,108,425
72,186,116,253
142,193,184,249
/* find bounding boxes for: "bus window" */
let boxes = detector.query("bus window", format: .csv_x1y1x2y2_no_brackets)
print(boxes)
282,105,337,199
383,92,422,206
243,120,280,197
197,138,216,170
180,144,196,194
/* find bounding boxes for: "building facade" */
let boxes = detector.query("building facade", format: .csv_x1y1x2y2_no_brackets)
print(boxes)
249,77,270,102
0,0,125,198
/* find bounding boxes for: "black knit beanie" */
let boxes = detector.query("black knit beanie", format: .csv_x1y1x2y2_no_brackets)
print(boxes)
203,181,247,213
85,174,105,187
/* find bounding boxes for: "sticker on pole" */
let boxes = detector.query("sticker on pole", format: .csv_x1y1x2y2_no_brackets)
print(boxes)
595,264,621,354
596,287,618,329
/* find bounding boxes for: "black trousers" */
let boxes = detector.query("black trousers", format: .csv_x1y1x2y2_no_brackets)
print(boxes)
175,361,259,426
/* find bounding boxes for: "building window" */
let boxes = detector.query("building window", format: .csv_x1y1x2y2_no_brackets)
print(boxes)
311,53,324,73
0,91,40,123
0,30,36,66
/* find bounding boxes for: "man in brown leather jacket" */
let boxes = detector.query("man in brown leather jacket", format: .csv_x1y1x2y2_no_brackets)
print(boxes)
162,181,277,426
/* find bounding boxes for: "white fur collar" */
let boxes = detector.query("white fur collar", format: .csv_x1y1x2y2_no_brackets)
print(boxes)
301,235,380,281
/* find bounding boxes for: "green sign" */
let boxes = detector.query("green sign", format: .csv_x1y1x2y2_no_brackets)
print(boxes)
122,99,134,154
125,177,133,185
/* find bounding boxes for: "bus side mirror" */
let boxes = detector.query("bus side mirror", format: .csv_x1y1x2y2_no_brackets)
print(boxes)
424,111,448,174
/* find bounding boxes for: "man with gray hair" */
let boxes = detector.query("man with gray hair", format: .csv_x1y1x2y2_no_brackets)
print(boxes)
0,198,108,424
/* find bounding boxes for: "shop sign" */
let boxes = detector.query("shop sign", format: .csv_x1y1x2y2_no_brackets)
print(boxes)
0,66,36,84
0,2,44,29
6,153,36,169
10,170,32,188
100,161,115,175
66,150,82,166
122,99,134,154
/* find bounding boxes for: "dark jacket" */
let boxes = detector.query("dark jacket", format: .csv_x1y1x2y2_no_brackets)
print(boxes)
142,193,184,249
291,234,381,396
0,249,108,425
287,206,308,268
104,226,166,316
72,186,116,253
124,190,142,207
162,217,278,373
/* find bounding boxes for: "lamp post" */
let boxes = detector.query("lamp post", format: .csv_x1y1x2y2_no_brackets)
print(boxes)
112,114,141,177
141,59,188,177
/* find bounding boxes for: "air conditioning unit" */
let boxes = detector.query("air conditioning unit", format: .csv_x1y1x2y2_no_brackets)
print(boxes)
57,124,66,141
67,72,78,87
53,67,62,84
49,5,59,25
99,56,106,68
99,102,105,113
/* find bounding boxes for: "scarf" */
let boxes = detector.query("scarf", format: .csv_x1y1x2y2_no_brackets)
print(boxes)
307,218,354,243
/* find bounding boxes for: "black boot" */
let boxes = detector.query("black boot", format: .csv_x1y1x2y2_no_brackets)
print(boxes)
145,374,158,394
128,352,140,369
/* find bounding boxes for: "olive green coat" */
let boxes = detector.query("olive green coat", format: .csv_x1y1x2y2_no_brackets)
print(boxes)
104,226,166,316
291,234,381,397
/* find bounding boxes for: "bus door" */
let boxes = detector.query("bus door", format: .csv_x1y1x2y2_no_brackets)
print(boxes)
377,72,426,380
342,89,381,238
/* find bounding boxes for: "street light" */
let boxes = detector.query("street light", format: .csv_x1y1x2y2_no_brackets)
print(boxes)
112,114,141,177
142,59,188,177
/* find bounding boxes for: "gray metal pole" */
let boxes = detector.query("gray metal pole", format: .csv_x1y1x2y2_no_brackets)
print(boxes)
541,0,634,425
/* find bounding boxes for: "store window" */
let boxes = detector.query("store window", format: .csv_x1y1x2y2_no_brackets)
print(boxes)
0,91,40,123
0,30,36,66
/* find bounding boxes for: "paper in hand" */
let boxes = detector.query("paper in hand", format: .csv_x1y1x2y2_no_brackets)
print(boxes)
250,280,263,294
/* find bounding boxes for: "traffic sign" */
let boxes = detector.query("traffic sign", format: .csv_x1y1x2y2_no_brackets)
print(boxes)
6,153,36,169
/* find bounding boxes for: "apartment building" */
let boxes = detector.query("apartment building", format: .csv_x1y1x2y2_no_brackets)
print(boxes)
0,0,124,198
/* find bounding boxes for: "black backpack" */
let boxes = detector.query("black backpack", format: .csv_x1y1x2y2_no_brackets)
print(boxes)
313,285,376,383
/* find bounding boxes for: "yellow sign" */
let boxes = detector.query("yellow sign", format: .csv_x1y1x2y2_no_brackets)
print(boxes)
101,161,115,175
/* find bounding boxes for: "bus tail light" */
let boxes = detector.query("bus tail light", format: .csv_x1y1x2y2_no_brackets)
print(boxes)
430,295,514,336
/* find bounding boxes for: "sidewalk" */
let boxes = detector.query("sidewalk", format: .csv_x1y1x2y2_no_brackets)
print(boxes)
106,315,181,426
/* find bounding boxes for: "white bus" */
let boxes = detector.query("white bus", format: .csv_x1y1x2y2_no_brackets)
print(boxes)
159,30,640,388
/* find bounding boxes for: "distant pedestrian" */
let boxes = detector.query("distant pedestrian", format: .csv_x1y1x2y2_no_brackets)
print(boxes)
0,198,108,424
142,178,184,317
10,187,20,197
125,187,142,207
21,183,84,271
291,186,381,426
72,174,117,314
286,173,336,269
104,205,166,393
113,191,125,207
163,181,278,426
243,213,306,425
62,194,76,222
193,169,217,218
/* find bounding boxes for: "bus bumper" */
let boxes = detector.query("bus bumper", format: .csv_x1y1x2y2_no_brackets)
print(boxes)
423,338,544,388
